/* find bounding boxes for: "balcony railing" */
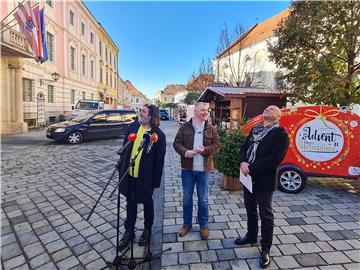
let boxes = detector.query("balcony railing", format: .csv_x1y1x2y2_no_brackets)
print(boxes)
1,23,33,58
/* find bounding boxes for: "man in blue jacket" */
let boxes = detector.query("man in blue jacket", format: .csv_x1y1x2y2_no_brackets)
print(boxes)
118,104,166,250
234,105,289,269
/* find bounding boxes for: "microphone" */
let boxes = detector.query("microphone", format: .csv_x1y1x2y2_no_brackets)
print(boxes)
138,132,150,151
117,133,137,155
146,132,158,153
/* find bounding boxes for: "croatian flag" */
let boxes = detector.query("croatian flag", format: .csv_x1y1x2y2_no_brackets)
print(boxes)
13,1,40,61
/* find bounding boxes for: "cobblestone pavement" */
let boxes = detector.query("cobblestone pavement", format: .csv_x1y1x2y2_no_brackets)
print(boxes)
1,121,360,270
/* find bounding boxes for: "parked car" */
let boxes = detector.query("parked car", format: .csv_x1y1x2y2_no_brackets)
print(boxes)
160,109,169,120
64,99,105,120
46,110,137,144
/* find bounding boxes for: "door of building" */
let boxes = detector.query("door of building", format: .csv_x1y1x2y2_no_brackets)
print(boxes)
37,92,45,127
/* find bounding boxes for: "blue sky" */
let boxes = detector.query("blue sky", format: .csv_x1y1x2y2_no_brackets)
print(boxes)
85,1,290,98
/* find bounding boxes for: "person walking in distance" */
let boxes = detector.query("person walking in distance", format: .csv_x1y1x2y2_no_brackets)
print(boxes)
173,102,221,240
118,104,166,250
234,105,289,268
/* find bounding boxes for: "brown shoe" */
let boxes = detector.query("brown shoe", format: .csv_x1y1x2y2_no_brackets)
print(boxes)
200,227,209,240
178,225,192,237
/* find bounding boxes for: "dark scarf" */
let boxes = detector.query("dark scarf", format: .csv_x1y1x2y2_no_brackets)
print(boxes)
246,123,278,163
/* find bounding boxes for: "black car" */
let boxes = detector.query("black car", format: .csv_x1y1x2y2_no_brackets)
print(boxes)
46,110,137,144
160,109,169,120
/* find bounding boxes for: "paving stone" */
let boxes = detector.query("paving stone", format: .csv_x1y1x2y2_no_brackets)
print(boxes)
71,242,92,256
294,253,326,267
343,250,360,262
56,255,80,270
200,250,218,262
77,250,100,265
29,253,51,268
207,239,223,250
343,263,360,270
189,263,213,270
320,251,352,264
178,252,201,264
2,242,22,261
273,255,300,269
84,258,107,270
278,244,301,255
216,249,236,261
184,240,207,252
294,232,319,242
52,248,73,263
162,253,178,266
23,242,46,258
229,259,250,270
212,261,231,270
234,246,259,259
328,240,354,251
3,255,26,269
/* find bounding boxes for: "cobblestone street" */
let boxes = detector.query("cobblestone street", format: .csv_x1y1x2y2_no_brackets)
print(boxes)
1,120,359,270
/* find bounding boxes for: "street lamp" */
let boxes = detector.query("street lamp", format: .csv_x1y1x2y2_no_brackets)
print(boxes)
40,72,60,85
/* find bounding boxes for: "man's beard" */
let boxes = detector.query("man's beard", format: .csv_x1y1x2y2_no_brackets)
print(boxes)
139,117,151,126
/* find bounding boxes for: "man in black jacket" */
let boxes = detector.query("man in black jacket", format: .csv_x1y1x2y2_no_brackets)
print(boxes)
234,105,289,269
117,104,166,250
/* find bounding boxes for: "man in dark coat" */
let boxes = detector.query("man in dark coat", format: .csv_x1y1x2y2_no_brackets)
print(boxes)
118,104,166,250
234,105,289,269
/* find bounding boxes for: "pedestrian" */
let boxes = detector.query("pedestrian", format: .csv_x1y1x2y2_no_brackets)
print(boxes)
173,102,221,240
234,105,289,269
118,104,166,250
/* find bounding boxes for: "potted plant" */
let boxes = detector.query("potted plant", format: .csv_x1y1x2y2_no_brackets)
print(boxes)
215,130,247,191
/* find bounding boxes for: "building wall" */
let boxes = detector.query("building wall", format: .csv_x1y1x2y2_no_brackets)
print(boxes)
214,37,282,90
0,0,119,131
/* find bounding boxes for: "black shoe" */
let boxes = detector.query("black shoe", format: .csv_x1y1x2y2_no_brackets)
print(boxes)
138,228,150,247
234,235,257,245
260,251,271,269
118,230,134,251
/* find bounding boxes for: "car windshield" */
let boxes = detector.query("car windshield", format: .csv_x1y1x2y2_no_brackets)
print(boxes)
75,101,98,110
71,112,96,123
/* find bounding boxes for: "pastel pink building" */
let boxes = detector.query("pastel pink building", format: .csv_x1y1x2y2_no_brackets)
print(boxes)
0,0,119,133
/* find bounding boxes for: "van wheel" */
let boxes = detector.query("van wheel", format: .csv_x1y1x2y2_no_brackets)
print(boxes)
67,132,83,144
278,167,306,193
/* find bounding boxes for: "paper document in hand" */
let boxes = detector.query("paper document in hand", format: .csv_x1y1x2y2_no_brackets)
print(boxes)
240,170,253,193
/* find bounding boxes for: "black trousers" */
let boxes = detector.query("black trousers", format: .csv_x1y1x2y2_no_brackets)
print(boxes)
244,187,274,253
124,177,154,231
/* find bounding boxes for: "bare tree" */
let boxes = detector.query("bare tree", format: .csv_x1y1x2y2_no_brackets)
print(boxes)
215,23,266,88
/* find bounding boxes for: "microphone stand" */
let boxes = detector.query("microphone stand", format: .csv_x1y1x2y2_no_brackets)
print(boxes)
105,145,171,269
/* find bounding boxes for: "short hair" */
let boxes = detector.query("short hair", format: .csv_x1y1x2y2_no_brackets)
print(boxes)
144,104,160,127
194,102,208,110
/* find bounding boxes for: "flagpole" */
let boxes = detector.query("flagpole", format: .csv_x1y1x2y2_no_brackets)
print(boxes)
1,2,39,34
0,0,25,24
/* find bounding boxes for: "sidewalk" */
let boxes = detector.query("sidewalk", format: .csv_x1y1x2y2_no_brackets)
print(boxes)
160,146,360,269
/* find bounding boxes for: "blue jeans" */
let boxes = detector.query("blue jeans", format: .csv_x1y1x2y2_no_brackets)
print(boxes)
181,170,209,228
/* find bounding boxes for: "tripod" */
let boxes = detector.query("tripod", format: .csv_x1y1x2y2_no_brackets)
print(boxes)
88,143,170,269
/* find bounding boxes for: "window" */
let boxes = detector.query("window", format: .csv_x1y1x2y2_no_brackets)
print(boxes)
107,112,122,122
92,113,107,123
91,60,94,79
105,48,107,62
91,93,94,100
49,116,56,123
71,89,75,104
81,22,85,36
46,0,53,7
46,32,55,62
110,52,112,65
99,41,102,56
48,85,55,103
82,54,86,75
100,67,103,82
70,10,74,26
136,98,139,104
114,57,116,69
110,74,112,87
82,91,85,99
70,47,75,70
164,97,167,102
23,78,34,102
106,71,108,85
90,32,94,43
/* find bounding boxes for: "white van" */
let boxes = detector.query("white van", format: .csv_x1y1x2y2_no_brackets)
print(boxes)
64,99,104,120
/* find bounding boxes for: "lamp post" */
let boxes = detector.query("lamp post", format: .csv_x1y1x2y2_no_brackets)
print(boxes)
40,72,60,85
